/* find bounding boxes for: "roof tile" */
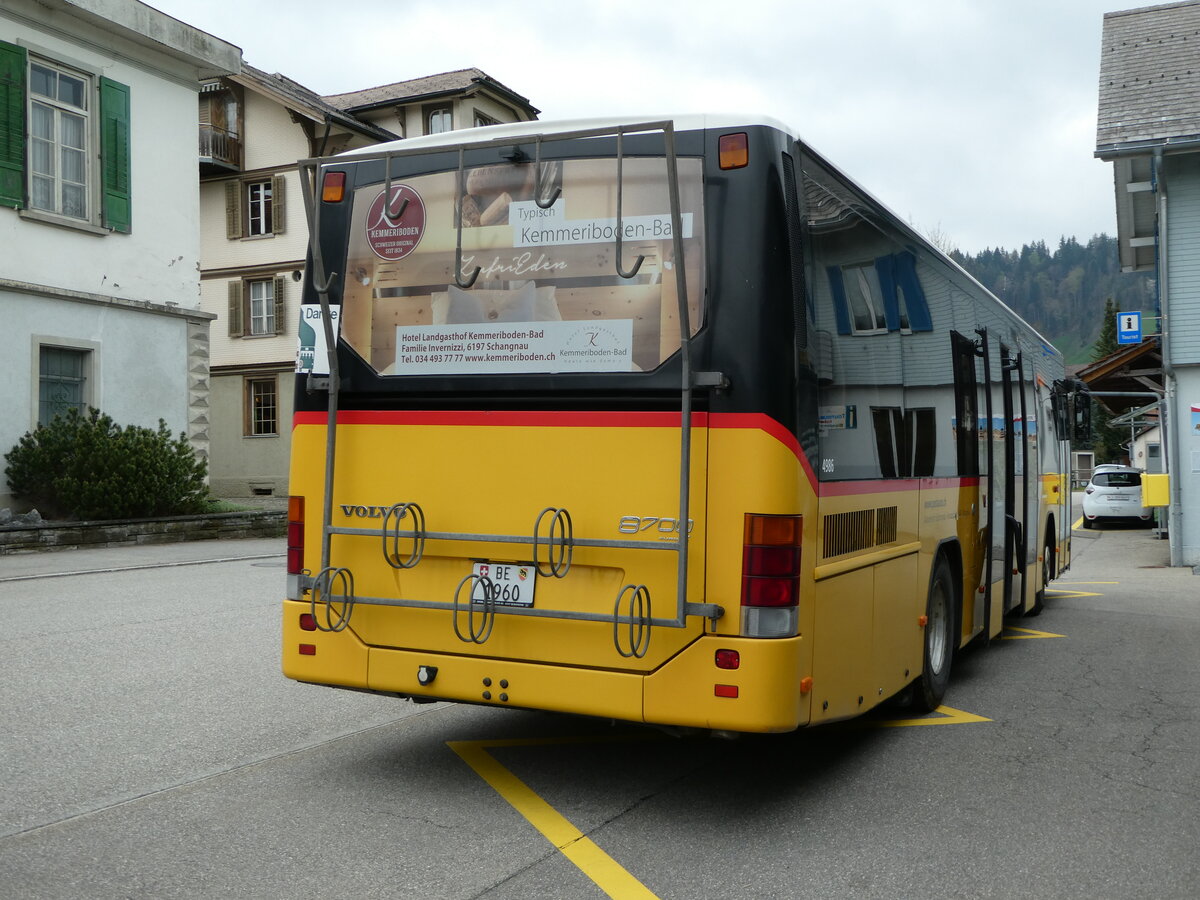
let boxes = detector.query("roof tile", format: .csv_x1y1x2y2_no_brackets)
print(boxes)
1097,1,1200,151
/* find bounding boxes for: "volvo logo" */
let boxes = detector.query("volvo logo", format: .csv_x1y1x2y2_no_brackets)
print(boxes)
340,505,399,519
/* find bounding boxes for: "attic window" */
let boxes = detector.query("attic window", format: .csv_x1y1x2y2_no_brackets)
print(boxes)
427,106,452,134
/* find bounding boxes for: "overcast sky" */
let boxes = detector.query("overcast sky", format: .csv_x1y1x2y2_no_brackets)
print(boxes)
149,0,1131,255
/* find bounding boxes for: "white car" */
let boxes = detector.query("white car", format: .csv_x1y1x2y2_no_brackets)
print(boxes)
1081,467,1152,528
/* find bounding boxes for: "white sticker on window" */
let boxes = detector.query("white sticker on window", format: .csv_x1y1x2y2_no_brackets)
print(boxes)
392,319,634,375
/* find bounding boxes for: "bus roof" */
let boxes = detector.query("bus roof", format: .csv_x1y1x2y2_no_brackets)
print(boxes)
335,113,798,158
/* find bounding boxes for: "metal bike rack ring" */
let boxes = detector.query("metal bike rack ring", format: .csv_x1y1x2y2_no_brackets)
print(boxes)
381,502,426,570
453,572,496,644
309,565,355,633
533,506,573,578
613,583,651,659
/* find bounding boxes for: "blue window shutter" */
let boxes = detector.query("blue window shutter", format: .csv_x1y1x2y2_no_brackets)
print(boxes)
826,266,852,335
0,40,26,210
100,77,131,233
894,251,932,331
874,254,901,331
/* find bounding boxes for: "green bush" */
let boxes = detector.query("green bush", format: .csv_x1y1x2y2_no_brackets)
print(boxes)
4,408,209,520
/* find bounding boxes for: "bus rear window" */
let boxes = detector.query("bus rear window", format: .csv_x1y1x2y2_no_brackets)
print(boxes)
338,156,705,376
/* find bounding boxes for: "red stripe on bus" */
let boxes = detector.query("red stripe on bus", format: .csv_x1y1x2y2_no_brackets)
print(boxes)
291,410,978,495
291,408,813,480
293,409,708,428
706,413,816,486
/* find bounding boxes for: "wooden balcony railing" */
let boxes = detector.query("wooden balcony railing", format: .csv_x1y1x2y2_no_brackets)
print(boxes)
199,124,241,169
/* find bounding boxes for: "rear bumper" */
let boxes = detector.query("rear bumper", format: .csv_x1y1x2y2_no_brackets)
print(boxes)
283,601,809,733
1083,506,1152,519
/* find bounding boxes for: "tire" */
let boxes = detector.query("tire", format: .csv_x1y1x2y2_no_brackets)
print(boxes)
913,556,955,713
1028,539,1053,617
1082,517,1094,530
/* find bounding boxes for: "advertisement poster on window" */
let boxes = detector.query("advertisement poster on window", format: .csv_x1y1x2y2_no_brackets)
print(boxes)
334,156,707,377
296,305,341,375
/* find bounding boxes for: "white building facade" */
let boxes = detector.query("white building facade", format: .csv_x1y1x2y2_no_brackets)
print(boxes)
0,0,240,511
201,68,537,497
1097,2,1200,566
198,67,394,497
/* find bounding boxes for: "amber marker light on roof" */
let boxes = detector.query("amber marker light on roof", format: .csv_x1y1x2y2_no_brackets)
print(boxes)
322,171,346,202
719,132,749,169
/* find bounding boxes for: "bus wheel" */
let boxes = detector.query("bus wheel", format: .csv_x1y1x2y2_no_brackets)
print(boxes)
914,557,954,713
1029,539,1054,617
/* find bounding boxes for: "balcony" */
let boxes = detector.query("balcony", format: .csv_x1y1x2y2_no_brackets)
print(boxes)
199,124,241,174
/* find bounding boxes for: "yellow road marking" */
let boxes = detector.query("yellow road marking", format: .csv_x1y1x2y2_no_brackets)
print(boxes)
1047,583,1108,599
448,736,660,900
451,700,993,892
1003,625,1065,639
873,704,992,727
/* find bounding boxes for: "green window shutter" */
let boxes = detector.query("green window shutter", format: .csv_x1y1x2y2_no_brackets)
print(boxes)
225,180,242,238
273,276,287,334
99,77,131,233
0,40,27,210
228,281,244,337
271,173,286,234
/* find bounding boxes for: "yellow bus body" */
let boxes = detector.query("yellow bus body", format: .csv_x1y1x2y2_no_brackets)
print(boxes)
284,410,1066,732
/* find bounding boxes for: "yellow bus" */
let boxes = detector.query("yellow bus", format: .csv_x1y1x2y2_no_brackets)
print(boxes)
284,115,1077,733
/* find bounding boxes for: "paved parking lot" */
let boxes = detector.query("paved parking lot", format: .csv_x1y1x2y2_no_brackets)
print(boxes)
1,518,1197,898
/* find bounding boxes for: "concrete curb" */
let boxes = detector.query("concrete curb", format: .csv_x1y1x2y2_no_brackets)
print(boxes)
0,509,286,555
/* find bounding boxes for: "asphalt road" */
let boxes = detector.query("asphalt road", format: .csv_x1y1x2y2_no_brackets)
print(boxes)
0,519,1196,899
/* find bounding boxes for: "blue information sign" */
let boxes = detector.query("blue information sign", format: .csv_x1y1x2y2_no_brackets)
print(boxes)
1117,311,1142,345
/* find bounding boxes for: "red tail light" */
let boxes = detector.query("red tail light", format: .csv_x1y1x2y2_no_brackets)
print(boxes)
742,514,802,608
287,495,305,575
741,514,802,638
715,649,741,670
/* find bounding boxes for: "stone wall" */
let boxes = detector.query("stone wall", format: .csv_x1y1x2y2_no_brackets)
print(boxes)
0,510,285,554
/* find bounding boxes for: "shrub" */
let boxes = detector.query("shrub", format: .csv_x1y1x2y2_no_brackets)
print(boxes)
4,408,208,520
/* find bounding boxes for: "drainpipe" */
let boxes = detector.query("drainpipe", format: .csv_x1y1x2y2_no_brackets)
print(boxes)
1154,147,1185,566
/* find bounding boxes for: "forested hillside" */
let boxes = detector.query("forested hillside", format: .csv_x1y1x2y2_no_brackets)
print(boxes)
949,235,1154,364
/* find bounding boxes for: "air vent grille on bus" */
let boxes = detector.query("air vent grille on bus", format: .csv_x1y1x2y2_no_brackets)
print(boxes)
875,506,898,545
823,506,899,559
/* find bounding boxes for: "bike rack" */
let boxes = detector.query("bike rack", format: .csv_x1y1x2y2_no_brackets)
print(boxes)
296,122,726,657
